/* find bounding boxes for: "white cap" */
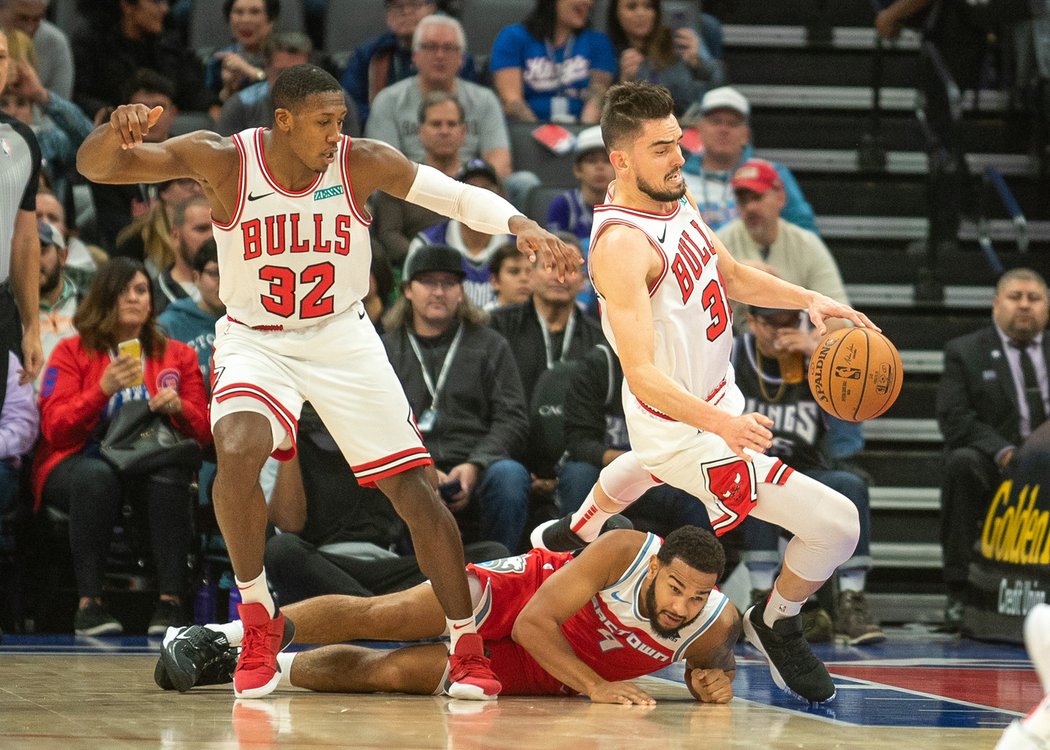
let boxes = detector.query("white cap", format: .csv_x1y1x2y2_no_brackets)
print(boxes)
700,86,750,117
574,125,606,160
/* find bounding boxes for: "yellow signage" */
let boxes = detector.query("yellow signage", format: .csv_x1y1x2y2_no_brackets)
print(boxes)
980,480,1049,565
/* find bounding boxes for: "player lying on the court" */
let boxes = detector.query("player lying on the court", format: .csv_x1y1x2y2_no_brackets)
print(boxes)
155,526,738,704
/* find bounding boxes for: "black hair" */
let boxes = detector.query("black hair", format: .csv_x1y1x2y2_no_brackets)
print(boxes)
524,0,591,42
223,0,280,21
488,240,522,277
193,238,218,274
124,68,176,103
600,81,676,151
657,526,726,578
270,63,341,112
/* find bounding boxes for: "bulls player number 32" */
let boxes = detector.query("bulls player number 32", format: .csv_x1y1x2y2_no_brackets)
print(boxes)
259,262,336,319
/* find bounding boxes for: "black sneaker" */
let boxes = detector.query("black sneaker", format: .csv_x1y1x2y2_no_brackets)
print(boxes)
742,601,836,704
529,513,634,552
159,625,236,693
73,602,123,636
148,600,187,637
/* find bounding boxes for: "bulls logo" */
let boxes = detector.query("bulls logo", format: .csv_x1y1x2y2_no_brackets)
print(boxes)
703,457,757,516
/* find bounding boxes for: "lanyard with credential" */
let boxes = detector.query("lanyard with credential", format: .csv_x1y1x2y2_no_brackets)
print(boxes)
407,325,464,432
544,34,576,96
537,311,577,369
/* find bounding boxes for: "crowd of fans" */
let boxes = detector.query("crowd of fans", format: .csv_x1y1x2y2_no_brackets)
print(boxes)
0,0,1043,644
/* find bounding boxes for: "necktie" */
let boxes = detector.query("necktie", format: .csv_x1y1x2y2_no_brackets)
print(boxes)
1010,339,1047,430
759,246,770,262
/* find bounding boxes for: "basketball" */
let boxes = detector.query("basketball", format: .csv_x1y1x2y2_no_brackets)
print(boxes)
808,328,903,422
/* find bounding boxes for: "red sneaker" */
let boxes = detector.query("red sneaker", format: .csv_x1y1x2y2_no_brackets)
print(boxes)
445,633,501,701
234,602,295,698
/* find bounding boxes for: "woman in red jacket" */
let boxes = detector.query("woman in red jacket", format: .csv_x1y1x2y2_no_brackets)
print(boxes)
34,258,211,637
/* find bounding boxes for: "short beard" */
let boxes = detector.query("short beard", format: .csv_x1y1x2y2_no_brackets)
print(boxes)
636,173,686,204
40,266,62,296
644,580,700,639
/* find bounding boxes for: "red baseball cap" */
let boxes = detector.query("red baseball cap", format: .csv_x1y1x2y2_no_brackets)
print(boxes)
731,159,782,194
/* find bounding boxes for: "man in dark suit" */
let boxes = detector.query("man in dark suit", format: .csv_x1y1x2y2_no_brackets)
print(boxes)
936,268,1049,628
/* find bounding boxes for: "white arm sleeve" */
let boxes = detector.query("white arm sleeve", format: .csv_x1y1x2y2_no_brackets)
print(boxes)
404,164,521,236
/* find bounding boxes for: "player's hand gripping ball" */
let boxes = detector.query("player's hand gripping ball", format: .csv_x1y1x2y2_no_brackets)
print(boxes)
808,328,903,422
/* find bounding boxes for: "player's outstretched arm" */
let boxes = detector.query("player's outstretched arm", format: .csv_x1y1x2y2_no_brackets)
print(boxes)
512,530,656,704
77,104,224,186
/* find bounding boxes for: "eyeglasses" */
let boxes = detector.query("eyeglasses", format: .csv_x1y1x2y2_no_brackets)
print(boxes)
417,42,462,54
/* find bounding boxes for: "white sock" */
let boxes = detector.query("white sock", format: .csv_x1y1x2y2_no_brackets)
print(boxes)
764,584,805,628
204,620,244,646
236,570,275,618
277,652,297,686
568,489,630,543
748,562,777,592
838,568,866,593
447,617,476,651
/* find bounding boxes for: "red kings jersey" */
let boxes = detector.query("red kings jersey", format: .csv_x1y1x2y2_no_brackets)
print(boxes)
561,533,729,680
590,197,737,411
213,128,372,329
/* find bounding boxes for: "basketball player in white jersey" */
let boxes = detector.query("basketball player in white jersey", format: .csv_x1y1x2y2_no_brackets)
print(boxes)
532,82,877,705
77,64,578,701
995,604,1050,750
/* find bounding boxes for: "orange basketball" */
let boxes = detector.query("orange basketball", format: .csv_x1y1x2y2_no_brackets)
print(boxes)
808,328,904,422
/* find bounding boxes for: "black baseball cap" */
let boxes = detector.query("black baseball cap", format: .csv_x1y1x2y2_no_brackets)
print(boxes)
456,158,500,186
404,244,466,281
750,306,800,318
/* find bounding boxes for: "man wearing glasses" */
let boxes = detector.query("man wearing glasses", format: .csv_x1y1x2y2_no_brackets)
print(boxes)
365,14,517,194
342,0,477,126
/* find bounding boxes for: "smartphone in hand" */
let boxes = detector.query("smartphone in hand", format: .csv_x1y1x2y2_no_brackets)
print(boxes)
117,338,143,387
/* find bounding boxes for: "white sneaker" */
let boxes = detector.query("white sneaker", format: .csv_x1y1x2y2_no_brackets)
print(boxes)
995,720,1050,750
1026,604,1050,694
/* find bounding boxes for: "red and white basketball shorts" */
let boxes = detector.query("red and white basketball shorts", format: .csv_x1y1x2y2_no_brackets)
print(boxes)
622,381,794,536
465,548,576,695
210,305,431,486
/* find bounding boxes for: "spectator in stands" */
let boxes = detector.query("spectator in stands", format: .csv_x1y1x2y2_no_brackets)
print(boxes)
486,240,533,310
489,241,602,492
682,86,817,233
371,91,463,267
264,402,508,605
36,218,77,395
89,70,183,254
407,159,512,309
559,342,712,537
733,306,884,646
366,16,515,186
936,268,1049,629
0,336,37,555
157,239,224,386
33,257,211,636
717,159,848,332
606,0,725,117
0,26,44,381
113,178,205,280
0,0,74,100
343,0,468,126
0,42,93,207
217,32,359,137
36,189,103,290
490,0,617,124
151,196,213,316
545,125,612,244
382,244,531,551
72,0,210,120
205,0,278,108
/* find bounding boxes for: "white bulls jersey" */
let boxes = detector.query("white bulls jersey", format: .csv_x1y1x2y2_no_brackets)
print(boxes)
213,128,372,329
591,197,738,415
561,532,729,678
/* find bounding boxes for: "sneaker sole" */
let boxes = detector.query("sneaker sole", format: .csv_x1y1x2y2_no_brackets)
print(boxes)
154,657,175,691
843,630,886,647
446,682,498,701
742,606,837,704
234,670,281,699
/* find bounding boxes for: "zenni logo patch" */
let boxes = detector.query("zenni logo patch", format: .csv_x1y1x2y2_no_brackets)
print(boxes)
313,185,344,201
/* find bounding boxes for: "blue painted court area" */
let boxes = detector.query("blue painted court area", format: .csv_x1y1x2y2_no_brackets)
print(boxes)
0,626,1035,732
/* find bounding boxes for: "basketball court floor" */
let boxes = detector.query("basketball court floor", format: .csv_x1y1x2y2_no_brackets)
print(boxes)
0,626,1034,749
